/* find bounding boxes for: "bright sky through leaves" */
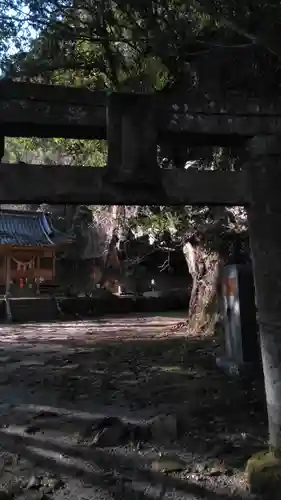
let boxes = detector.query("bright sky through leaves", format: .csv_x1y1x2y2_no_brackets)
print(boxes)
0,4,37,74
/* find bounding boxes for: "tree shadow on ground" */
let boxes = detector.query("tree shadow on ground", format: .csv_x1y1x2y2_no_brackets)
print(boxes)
0,315,266,498
0,429,256,500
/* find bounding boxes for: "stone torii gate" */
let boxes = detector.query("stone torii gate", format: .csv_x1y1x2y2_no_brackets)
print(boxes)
0,80,281,454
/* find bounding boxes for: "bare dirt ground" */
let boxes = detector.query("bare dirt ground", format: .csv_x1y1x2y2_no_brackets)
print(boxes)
0,313,267,500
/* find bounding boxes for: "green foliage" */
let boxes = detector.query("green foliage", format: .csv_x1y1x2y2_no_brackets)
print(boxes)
126,206,223,243
246,450,281,497
129,207,183,238
0,0,267,241
5,137,107,166
2,0,281,95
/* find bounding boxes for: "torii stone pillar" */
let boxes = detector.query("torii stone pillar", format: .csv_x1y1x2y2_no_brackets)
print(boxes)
0,136,4,162
106,92,158,182
247,135,281,453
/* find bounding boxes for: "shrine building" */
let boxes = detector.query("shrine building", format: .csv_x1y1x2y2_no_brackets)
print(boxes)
0,209,70,296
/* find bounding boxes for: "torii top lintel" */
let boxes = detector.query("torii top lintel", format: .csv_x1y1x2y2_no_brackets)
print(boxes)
0,80,280,142
0,80,278,207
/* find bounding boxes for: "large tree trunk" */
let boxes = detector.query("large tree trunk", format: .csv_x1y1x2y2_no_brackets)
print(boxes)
183,241,220,334
182,208,240,335
97,205,123,291
248,135,281,455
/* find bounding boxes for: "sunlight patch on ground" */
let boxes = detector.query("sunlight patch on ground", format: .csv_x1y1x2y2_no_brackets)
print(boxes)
27,445,104,474
156,365,196,374
0,313,189,345
13,404,153,426
14,404,111,421
0,425,77,448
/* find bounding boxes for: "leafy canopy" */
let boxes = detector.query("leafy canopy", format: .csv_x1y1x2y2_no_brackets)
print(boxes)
2,0,281,95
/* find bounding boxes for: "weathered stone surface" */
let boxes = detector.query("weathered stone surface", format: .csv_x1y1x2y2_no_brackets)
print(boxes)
248,134,281,157
208,461,231,476
149,414,178,443
150,455,187,473
0,163,248,206
40,476,64,492
247,135,281,454
87,417,128,447
22,474,64,499
2,80,281,140
107,93,157,181
0,136,4,161
26,475,41,490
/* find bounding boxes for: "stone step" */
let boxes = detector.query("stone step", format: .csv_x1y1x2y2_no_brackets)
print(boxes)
9,298,60,323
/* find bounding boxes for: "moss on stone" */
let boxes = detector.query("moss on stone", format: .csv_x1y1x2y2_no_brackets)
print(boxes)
246,449,281,498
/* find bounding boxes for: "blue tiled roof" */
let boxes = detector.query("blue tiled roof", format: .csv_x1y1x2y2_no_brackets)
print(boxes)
0,210,69,247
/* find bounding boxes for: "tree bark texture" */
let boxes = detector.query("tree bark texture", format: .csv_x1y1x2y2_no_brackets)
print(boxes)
247,135,281,454
183,241,220,333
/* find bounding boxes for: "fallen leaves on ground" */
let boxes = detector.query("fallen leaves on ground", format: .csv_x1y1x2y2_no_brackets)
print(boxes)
0,315,267,499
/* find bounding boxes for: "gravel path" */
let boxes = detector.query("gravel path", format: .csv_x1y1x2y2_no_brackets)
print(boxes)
0,313,265,500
